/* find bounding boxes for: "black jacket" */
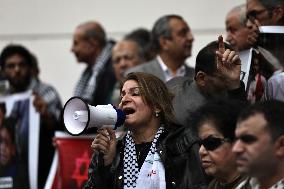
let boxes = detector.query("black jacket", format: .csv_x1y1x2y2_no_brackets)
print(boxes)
83,124,207,189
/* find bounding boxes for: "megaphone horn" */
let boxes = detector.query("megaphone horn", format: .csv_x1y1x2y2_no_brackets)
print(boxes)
62,96,125,136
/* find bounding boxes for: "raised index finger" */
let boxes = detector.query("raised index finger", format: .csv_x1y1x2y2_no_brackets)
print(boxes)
218,35,225,54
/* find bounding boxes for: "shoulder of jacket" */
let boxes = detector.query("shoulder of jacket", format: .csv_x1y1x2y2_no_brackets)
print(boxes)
163,126,199,155
166,76,192,91
125,59,158,74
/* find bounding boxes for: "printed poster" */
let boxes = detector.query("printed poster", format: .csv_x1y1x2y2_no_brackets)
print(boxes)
0,91,40,189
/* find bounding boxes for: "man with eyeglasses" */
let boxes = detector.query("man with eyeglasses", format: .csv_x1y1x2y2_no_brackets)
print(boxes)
246,0,284,103
0,44,63,189
233,100,284,189
246,0,284,46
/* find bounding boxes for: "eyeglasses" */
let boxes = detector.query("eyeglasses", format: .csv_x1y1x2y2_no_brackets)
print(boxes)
199,136,230,151
246,9,267,21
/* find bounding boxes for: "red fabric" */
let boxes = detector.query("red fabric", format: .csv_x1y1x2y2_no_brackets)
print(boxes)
52,138,93,189
255,73,264,101
51,168,59,189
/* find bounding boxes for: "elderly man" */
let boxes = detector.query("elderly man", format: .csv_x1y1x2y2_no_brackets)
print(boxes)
71,21,116,105
233,100,284,189
110,28,153,106
226,4,251,52
126,14,195,82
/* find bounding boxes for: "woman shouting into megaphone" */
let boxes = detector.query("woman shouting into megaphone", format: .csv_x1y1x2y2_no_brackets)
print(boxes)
84,72,207,189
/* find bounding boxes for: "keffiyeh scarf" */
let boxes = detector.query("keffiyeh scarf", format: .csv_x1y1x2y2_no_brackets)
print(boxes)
74,42,113,102
123,127,166,189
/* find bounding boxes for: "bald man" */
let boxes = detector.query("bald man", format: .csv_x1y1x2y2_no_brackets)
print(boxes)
71,21,116,105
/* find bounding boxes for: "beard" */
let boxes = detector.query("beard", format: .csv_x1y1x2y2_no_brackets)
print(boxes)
8,75,31,92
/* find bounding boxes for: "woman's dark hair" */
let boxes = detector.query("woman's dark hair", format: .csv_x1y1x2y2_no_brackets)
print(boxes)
191,99,247,141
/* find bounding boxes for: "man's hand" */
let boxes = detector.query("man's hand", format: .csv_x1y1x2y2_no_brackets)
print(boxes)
33,92,48,116
216,48,242,90
91,128,117,166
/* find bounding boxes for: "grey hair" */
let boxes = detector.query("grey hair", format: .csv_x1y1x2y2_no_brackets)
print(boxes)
124,28,154,61
151,14,184,52
229,4,247,26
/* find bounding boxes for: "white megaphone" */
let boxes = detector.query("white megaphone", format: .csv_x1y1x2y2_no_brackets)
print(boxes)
62,96,126,136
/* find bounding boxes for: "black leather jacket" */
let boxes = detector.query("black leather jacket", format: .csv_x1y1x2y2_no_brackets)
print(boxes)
83,124,207,189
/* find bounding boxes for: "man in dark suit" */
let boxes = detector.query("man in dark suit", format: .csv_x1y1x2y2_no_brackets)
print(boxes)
167,40,246,127
126,14,195,82
71,21,116,105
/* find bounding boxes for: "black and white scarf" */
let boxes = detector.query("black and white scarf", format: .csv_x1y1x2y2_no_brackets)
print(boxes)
123,127,166,189
73,42,113,102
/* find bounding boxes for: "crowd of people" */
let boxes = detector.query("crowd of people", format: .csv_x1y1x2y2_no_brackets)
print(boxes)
1,0,284,188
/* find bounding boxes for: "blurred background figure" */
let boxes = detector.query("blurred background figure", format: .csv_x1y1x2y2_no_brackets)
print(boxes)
127,14,195,82
225,4,251,52
0,44,63,189
124,28,156,62
111,28,154,106
246,0,284,102
71,21,116,105
192,99,247,189
246,0,284,46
